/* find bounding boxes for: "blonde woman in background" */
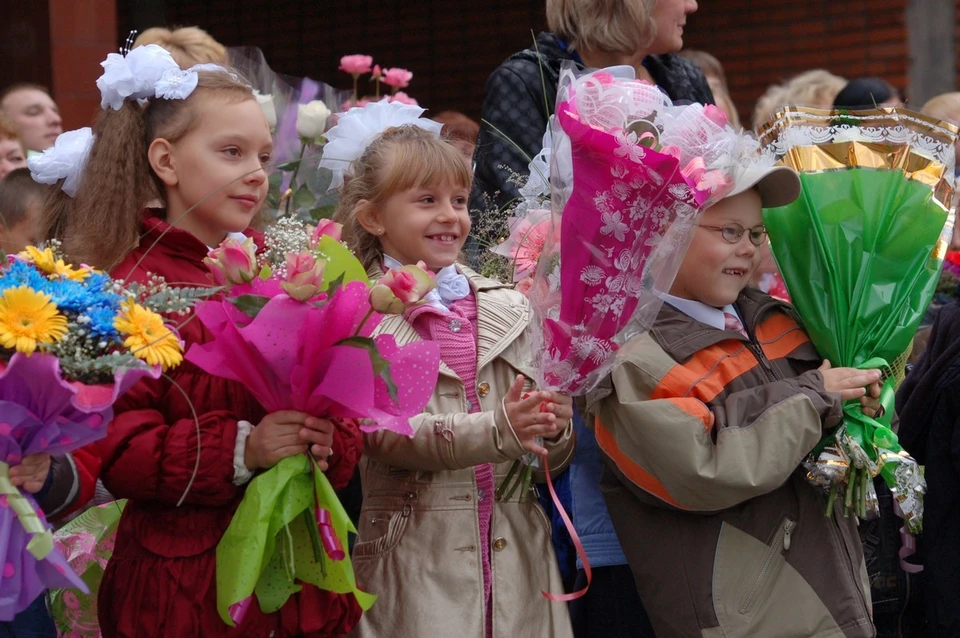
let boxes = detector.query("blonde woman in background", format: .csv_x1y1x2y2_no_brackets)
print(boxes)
752,69,846,130
132,26,227,68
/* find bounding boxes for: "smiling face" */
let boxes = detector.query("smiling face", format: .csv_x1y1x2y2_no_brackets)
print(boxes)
670,188,764,307
375,181,471,270
150,93,273,247
1,88,62,152
647,0,699,55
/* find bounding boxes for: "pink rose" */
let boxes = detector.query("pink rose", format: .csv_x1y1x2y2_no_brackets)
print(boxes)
514,277,534,297
369,263,436,314
702,104,729,128
311,219,343,247
204,236,258,287
381,68,413,89
372,65,382,79
388,91,418,106
280,252,326,301
339,55,374,76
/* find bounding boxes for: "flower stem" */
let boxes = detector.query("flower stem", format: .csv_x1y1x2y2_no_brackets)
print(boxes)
284,140,309,216
354,307,376,338
352,75,359,104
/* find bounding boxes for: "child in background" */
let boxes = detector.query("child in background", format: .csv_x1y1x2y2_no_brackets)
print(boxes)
0,117,28,180
583,163,881,638
332,109,575,637
39,47,362,637
0,168,44,253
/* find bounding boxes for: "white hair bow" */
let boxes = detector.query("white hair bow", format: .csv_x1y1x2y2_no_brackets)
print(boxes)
28,127,95,197
319,99,444,191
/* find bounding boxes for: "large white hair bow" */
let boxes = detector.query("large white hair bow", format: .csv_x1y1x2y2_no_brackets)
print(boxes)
97,44,236,110
28,127,95,197
319,99,444,191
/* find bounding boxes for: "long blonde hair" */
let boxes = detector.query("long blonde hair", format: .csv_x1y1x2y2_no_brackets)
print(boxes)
40,70,254,270
334,125,472,270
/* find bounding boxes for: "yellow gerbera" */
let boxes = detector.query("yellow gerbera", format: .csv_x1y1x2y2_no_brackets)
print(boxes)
19,246,91,282
114,300,183,371
0,286,68,355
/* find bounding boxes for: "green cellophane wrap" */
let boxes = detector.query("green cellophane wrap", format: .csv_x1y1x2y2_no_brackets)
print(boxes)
759,106,959,533
216,455,376,626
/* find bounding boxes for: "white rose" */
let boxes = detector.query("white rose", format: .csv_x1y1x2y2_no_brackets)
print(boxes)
296,101,331,140
253,91,277,129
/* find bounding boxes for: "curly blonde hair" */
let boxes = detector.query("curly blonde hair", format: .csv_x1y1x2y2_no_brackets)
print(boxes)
334,125,472,270
752,69,846,131
133,26,227,69
40,70,253,270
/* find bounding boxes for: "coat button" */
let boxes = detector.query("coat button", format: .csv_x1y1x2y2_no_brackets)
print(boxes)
478,382,491,397
493,537,507,551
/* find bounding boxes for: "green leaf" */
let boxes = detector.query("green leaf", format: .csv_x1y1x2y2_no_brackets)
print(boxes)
317,235,368,286
275,159,302,172
309,205,337,222
229,294,271,318
292,184,316,211
324,272,345,297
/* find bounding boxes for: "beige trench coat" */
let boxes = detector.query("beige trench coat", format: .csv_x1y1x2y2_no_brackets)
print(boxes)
352,267,575,638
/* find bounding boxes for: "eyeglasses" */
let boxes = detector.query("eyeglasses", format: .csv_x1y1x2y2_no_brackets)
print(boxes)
698,223,767,247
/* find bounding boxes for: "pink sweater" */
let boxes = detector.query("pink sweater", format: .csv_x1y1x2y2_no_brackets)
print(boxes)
408,292,496,638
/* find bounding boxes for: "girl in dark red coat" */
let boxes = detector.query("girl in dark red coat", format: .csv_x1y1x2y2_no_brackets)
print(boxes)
39,48,363,637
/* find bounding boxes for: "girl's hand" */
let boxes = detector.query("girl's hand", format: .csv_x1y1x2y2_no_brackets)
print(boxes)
503,375,557,456
538,392,573,440
245,411,335,472
818,361,882,401
10,454,51,494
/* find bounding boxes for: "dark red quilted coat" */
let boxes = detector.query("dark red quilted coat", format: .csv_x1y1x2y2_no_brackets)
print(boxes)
97,212,363,637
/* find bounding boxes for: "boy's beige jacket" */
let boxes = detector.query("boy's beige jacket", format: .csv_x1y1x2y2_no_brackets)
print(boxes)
352,266,575,638
583,288,876,638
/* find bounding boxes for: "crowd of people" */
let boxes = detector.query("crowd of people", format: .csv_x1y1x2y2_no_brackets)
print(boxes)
1,0,959,637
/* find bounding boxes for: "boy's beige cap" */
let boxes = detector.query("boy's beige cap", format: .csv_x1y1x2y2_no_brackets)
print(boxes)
727,164,801,208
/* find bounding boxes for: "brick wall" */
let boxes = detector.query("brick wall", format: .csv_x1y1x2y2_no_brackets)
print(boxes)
117,0,548,120
682,0,911,126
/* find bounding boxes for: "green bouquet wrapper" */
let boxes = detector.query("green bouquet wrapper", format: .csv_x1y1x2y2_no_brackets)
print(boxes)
758,106,959,533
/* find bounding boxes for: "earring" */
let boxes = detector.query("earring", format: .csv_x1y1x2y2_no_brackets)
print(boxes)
377,228,384,236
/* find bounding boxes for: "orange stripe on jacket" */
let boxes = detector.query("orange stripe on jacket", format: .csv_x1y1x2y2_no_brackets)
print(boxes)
756,314,810,361
652,342,759,403
594,415,688,510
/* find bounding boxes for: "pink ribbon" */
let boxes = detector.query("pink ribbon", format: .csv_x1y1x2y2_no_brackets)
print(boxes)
893,500,923,574
316,508,345,561
540,455,592,601
228,595,253,625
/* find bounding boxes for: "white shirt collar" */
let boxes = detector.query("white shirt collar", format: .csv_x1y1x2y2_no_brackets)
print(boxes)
382,255,469,312
660,292,739,331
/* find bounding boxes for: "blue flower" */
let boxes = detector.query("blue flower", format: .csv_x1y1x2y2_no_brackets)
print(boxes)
85,305,119,340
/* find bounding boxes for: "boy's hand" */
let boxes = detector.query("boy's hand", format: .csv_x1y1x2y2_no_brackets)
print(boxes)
9,454,51,494
860,380,885,418
503,375,557,456
818,361,882,401
245,411,334,472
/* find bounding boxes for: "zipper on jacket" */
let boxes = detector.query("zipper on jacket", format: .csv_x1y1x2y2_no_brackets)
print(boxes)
824,505,871,620
738,518,796,615
743,302,784,382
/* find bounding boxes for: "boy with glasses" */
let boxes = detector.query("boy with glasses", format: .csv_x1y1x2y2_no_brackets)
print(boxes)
582,164,883,637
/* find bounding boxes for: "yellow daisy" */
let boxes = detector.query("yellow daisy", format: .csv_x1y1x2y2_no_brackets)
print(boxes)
114,300,183,371
19,246,91,282
0,286,68,355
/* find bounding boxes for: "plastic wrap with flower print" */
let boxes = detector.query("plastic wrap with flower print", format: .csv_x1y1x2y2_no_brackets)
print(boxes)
0,243,206,621
526,67,741,394
187,218,441,625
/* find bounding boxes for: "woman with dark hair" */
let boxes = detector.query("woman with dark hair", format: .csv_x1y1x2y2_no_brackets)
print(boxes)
833,77,902,110
470,0,712,216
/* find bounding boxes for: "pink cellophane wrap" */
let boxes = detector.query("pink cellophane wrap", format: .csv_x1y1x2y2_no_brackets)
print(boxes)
0,354,158,621
186,280,440,435
529,68,738,393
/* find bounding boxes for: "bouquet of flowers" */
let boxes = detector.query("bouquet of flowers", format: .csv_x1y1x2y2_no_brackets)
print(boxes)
528,66,739,395
0,243,194,620
187,218,441,625
758,106,958,532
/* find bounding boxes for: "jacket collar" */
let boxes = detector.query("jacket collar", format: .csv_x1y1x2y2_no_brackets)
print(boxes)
651,287,789,362
370,263,528,382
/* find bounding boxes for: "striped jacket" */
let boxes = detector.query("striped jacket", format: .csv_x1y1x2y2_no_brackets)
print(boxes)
583,287,875,638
